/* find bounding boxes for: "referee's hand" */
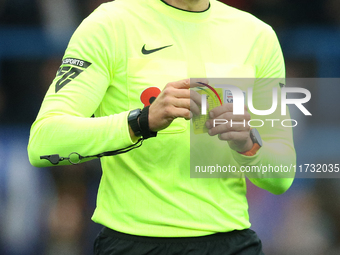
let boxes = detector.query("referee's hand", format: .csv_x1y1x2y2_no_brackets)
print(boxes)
205,104,253,153
149,79,191,132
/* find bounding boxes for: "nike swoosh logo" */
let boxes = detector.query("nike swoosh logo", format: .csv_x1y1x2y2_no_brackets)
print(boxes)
141,44,173,55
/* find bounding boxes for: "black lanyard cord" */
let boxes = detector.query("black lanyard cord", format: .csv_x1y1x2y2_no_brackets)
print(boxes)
40,138,144,165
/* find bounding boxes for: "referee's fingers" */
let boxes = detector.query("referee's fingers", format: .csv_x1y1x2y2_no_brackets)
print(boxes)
173,98,191,110
190,78,210,88
209,103,248,118
169,79,190,89
172,107,191,120
166,78,210,90
190,99,201,116
190,90,201,106
173,88,191,98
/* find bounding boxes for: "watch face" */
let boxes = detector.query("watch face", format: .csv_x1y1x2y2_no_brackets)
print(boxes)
130,111,138,118
129,109,142,121
128,109,142,137
251,128,263,147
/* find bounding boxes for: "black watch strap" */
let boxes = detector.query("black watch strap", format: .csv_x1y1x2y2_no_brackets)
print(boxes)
139,106,157,139
128,109,142,137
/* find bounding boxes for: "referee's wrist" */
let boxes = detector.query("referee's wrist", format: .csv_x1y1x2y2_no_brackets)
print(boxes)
138,106,157,139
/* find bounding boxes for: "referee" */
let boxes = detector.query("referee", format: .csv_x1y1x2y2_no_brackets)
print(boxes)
28,0,296,254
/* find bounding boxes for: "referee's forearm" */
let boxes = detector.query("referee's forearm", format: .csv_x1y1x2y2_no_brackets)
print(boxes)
28,112,134,167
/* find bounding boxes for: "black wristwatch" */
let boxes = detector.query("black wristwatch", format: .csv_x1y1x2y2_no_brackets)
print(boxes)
128,109,142,137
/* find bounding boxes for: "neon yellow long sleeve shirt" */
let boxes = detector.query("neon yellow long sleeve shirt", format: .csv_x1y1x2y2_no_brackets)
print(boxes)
28,0,296,237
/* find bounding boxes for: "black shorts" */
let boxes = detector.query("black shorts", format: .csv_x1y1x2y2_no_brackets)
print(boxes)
94,227,264,255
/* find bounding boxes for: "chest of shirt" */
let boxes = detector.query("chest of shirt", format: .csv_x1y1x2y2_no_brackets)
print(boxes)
101,15,257,124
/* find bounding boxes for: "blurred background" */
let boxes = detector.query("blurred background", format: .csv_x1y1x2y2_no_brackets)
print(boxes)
0,0,340,254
